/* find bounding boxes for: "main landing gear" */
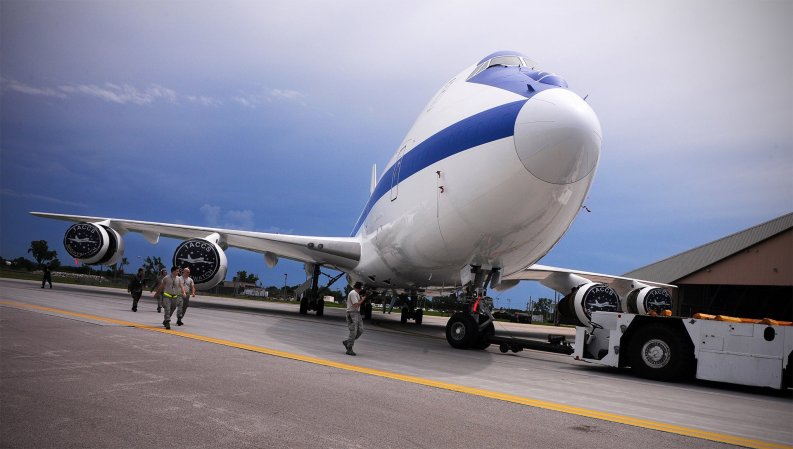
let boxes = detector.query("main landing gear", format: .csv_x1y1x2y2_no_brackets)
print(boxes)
399,293,424,325
443,266,573,354
444,266,496,350
366,291,423,324
299,265,344,317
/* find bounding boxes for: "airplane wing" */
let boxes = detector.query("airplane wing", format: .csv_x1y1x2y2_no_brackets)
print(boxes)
502,263,676,297
30,212,361,271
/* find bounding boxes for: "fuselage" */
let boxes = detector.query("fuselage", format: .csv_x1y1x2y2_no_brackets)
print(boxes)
350,51,602,290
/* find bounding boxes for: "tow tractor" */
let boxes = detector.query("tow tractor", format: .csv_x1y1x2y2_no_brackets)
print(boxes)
575,311,793,389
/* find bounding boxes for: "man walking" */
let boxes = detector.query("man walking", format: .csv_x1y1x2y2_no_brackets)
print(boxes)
151,268,167,313
40,264,53,289
179,267,196,325
153,266,185,330
128,268,145,312
343,282,365,356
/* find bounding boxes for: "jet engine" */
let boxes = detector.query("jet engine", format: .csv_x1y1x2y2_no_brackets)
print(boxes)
172,238,228,290
63,222,125,266
557,282,620,327
623,286,673,315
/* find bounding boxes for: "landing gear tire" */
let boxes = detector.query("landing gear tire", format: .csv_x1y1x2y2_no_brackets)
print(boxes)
629,324,693,381
316,298,324,316
400,307,408,324
473,320,494,350
299,297,308,315
445,312,477,349
414,309,423,325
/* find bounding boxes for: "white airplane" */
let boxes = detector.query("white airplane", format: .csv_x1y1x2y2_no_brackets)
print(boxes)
67,237,95,244
176,255,215,265
32,51,673,349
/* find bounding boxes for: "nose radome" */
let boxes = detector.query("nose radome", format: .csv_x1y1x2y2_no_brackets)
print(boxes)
513,88,602,184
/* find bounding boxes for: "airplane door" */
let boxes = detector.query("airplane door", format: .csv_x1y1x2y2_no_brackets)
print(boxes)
390,143,408,201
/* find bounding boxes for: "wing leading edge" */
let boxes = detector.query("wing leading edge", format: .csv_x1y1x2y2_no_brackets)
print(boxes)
30,212,361,271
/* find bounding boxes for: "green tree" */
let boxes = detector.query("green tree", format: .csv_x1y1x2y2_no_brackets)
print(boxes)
532,298,553,318
235,270,247,283
142,256,165,286
28,240,57,266
12,257,35,271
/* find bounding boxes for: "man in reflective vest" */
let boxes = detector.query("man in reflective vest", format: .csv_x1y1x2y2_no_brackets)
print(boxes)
153,266,185,330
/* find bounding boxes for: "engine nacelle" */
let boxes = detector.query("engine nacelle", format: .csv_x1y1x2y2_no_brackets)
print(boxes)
63,222,125,266
557,282,620,327
172,238,228,290
624,286,673,315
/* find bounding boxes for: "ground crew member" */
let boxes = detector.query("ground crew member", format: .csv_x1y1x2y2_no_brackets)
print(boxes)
153,266,185,330
151,268,167,313
342,282,365,356
179,267,196,324
41,264,53,289
128,268,145,312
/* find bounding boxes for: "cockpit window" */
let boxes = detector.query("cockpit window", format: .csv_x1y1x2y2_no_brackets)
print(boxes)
488,56,523,67
467,55,540,80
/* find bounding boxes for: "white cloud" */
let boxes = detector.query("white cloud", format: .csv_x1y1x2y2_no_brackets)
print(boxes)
224,209,254,230
0,77,66,98
200,204,254,230
232,88,307,109
57,82,177,105
187,95,222,106
200,204,221,226
0,188,88,208
270,89,305,101
233,95,257,108
1,78,224,107
2,77,306,110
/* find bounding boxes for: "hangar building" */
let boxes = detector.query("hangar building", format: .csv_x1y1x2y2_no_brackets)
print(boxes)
623,212,792,320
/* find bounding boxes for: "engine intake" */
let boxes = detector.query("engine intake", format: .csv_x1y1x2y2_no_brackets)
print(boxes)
63,222,124,265
624,287,673,315
172,238,228,290
558,282,620,327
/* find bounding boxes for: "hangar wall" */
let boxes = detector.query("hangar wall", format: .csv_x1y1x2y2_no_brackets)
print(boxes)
624,213,793,321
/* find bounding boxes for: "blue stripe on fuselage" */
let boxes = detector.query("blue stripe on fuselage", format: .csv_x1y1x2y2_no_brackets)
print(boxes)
350,100,527,237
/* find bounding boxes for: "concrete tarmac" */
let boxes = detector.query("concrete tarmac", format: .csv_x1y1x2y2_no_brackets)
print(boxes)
1,279,790,449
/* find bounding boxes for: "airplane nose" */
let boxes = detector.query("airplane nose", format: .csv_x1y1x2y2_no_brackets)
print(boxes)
513,88,602,184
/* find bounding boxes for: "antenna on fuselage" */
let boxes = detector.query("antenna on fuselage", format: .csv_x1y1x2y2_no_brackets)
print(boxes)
583,94,589,102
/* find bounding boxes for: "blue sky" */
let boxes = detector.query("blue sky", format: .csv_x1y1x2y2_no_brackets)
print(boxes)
1,1,791,308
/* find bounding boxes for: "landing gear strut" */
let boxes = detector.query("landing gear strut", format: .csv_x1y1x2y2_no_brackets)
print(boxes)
299,265,343,317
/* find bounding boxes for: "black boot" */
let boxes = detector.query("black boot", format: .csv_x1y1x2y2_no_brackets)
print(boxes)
163,320,170,330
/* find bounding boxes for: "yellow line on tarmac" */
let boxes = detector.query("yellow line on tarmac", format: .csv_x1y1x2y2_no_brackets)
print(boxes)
1,299,789,449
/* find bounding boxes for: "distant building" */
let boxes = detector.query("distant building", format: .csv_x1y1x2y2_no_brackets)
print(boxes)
624,213,792,320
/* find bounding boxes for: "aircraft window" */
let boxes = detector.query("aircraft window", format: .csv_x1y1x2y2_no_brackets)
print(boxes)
467,55,542,80
520,57,539,70
468,61,489,79
487,56,523,68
